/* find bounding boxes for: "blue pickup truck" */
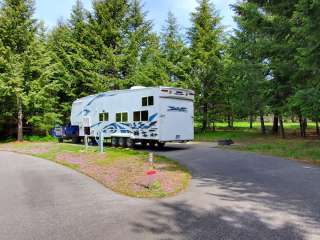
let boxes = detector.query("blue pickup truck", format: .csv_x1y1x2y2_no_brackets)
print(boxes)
50,124,81,143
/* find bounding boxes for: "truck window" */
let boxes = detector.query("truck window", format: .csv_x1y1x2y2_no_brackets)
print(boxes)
134,111,140,122
141,111,148,121
142,96,154,106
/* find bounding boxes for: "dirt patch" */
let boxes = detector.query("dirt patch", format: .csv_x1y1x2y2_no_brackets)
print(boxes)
1,142,190,198
0,142,55,154
54,152,189,198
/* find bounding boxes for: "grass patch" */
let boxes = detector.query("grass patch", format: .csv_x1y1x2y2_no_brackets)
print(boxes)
0,142,190,198
195,129,261,142
24,135,56,142
232,138,320,165
195,121,320,165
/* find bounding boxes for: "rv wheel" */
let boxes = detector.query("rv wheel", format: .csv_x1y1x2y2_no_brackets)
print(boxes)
111,137,119,147
58,138,64,143
72,137,81,144
126,138,135,148
141,140,147,148
119,137,127,148
149,141,156,148
157,142,165,149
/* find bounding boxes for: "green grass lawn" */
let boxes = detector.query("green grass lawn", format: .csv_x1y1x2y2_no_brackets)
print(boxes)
195,121,320,165
0,142,190,198
233,138,320,165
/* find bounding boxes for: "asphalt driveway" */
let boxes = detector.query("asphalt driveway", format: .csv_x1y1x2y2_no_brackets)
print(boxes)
0,143,320,240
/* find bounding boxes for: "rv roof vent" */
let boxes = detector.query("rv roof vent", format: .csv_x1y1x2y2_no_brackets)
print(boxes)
130,86,146,90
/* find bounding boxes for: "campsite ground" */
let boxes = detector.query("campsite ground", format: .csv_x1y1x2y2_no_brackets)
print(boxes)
0,142,190,198
1,142,320,240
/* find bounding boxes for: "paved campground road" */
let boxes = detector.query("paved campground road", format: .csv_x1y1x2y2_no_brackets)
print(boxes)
0,143,320,240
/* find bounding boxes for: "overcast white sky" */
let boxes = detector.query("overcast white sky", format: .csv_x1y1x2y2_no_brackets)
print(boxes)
34,0,237,33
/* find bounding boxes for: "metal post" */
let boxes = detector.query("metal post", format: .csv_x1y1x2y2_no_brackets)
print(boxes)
99,131,104,153
149,152,154,168
84,135,88,152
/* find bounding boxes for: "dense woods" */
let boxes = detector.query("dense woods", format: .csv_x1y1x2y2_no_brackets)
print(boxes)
0,0,319,140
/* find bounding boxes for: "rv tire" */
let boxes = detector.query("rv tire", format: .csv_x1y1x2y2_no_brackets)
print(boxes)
72,137,81,144
149,141,156,148
141,140,147,148
111,137,119,147
157,142,165,149
126,138,135,148
119,137,127,148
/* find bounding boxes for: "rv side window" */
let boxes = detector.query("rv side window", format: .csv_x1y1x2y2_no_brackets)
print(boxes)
142,97,148,106
148,96,154,106
133,111,148,122
99,113,104,122
142,96,154,106
116,113,121,122
141,111,149,121
133,111,140,122
122,112,128,122
116,112,128,122
99,113,109,122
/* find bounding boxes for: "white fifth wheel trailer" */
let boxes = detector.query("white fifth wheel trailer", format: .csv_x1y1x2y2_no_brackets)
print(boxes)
69,86,194,148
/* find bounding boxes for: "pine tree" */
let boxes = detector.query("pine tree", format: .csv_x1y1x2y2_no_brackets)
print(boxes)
188,0,223,132
291,0,320,135
0,0,37,141
230,2,268,133
122,0,153,87
24,24,63,133
161,11,190,87
130,33,169,86
68,0,97,97
88,0,129,91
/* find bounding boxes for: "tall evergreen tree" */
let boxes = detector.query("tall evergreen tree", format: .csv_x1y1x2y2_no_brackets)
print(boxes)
131,33,169,86
26,25,63,133
188,0,223,131
161,11,190,87
230,2,269,133
88,0,129,91
0,0,37,141
290,0,320,136
122,0,153,87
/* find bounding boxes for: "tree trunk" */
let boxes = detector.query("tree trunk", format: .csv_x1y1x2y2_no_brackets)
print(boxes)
201,102,208,132
260,112,266,135
227,114,232,128
299,115,304,137
316,120,320,136
303,118,308,137
17,97,23,142
272,115,279,134
211,121,215,131
249,114,254,129
231,115,234,129
279,115,285,139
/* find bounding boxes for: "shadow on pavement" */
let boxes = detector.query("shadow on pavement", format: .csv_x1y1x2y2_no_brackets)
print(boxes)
134,143,320,239
131,201,305,240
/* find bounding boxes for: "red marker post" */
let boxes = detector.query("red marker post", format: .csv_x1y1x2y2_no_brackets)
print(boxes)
146,152,157,188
